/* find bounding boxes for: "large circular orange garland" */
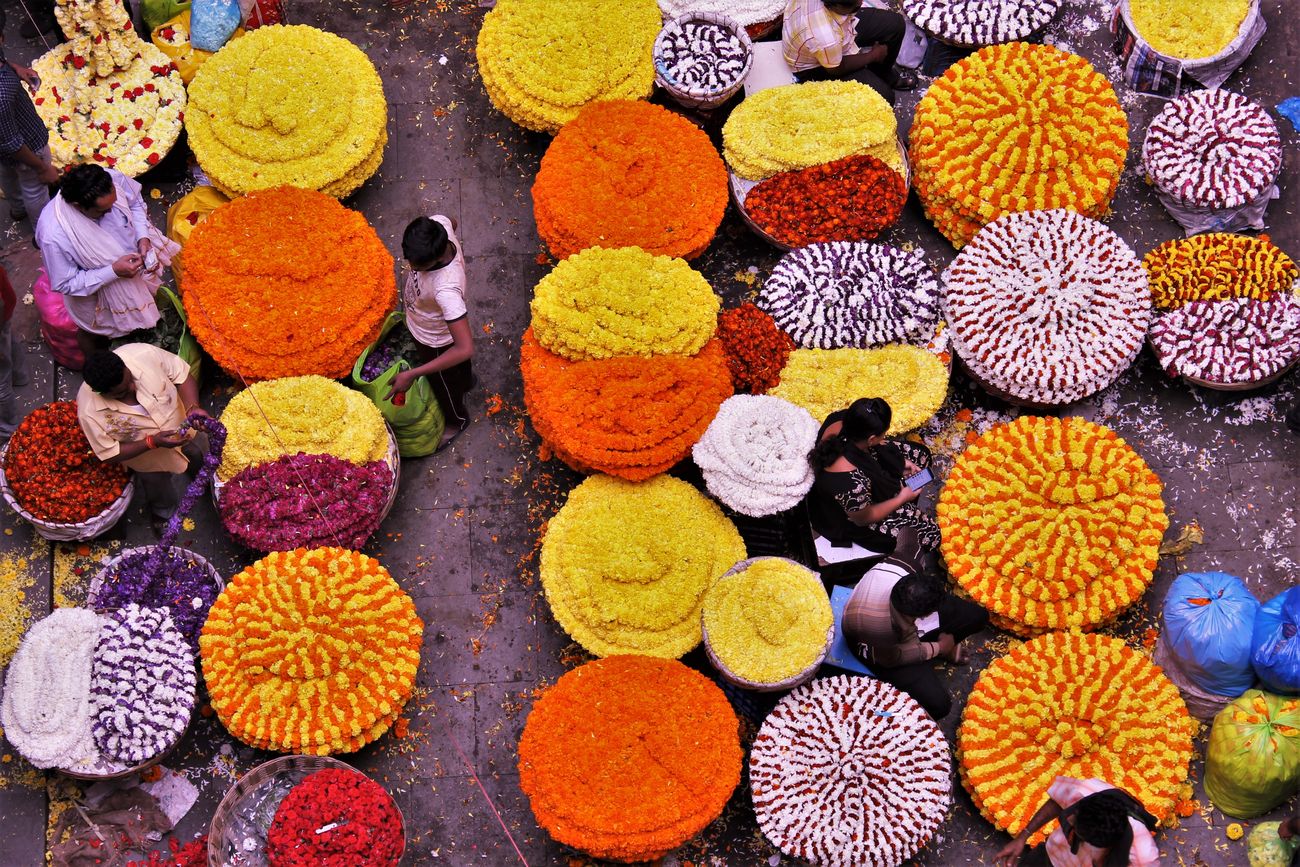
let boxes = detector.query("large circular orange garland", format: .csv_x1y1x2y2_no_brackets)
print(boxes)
199,548,423,755
937,417,1167,634
521,328,733,480
958,632,1194,844
910,42,1127,247
532,101,727,260
181,186,396,381
518,656,742,862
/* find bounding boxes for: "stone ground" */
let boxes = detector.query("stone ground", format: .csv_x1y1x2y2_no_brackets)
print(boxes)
1,0,1298,864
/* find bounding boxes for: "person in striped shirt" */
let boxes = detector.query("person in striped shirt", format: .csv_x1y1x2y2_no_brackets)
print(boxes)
781,0,917,104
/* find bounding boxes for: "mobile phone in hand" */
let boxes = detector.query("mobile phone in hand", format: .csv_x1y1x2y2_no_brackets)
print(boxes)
905,468,933,491
143,250,159,271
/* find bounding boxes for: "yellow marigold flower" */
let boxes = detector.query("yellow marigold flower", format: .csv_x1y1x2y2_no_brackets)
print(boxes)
723,80,902,181
768,345,948,433
1143,234,1297,310
540,474,746,658
958,632,1193,845
218,376,389,481
530,246,719,361
199,547,423,755
1226,822,1244,840
476,0,660,133
702,558,832,686
187,26,388,197
938,417,1167,634
1129,0,1250,59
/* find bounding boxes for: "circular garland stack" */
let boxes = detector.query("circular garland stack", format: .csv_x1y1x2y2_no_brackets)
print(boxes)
901,0,1061,46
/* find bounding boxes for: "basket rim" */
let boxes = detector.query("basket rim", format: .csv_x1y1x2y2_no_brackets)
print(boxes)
653,11,755,98
0,440,135,531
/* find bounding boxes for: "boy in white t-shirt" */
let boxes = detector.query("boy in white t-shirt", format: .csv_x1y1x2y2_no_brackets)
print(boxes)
387,215,475,451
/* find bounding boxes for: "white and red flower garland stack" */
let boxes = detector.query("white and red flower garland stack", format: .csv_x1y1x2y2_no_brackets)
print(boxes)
1150,294,1300,385
750,676,951,867
900,0,1060,46
943,209,1151,405
1142,90,1281,211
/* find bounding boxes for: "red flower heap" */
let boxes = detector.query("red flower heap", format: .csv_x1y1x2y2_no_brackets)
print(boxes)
2,402,129,523
716,304,795,394
267,767,403,866
745,154,906,247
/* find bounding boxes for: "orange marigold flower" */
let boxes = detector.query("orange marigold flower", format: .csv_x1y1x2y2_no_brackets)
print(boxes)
520,328,733,480
518,656,742,862
957,632,1194,845
181,186,396,381
532,101,727,260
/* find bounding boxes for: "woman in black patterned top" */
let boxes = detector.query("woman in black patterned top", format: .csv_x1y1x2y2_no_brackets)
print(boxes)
807,397,940,564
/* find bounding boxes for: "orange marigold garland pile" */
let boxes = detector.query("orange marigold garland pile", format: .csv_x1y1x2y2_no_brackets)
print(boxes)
1142,233,1298,310
937,417,1167,634
910,42,1127,247
199,548,422,755
521,329,732,479
532,101,727,259
958,632,1194,844
518,656,742,862
181,186,396,381
716,304,795,394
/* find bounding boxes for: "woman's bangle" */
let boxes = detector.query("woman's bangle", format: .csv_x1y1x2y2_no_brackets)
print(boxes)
145,435,156,450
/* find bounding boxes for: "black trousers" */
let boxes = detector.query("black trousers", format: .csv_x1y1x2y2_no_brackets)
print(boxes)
415,343,474,430
870,594,989,721
794,9,906,104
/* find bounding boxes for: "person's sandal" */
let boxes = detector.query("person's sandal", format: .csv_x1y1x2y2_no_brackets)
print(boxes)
434,423,468,454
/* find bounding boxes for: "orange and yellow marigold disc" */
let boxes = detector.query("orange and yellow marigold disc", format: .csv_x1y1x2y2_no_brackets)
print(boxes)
958,632,1193,845
937,416,1167,634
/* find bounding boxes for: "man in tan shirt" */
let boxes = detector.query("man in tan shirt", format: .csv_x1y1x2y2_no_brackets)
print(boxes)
77,344,207,531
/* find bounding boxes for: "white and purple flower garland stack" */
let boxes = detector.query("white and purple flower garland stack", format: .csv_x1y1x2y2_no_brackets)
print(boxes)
900,0,1060,46
1143,90,1281,211
750,676,951,867
657,0,785,28
0,608,106,769
758,242,941,350
1150,294,1300,385
943,209,1151,405
692,395,819,517
90,603,196,766
656,20,748,93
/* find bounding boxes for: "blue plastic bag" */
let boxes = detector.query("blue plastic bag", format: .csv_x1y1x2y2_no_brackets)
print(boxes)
1162,572,1259,697
189,0,241,52
1253,587,1300,695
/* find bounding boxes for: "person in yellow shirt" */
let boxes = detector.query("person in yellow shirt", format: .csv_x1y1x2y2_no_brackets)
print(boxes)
782,0,916,104
76,344,208,533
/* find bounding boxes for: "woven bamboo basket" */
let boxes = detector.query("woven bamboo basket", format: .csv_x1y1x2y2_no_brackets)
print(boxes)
208,755,406,867
703,556,834,692
1147,335,1300,393
0,442,134,541
654,12,754,110
730,136,911,251
59,714,193,781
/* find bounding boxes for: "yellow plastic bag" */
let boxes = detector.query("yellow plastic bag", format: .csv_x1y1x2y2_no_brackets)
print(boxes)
167,185,230,286
152,12,243,84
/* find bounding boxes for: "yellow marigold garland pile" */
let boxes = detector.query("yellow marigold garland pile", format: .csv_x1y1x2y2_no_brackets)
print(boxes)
476,0,660,133
218,376,389,481
533,101,727,260
1129,0,1251,59
181,186,395,381
519,656,742,862
938,417,1167,634
703,558,832,686
722,80,904,180
958,632,1194,843
910,43,1127,247
199,548,423,754
768,346,948,433
540,474,746,658
186,25,388,197
1142,234,1298,310
530,246,719,361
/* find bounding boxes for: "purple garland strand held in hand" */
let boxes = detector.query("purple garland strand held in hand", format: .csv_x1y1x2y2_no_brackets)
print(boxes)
219,452,393,551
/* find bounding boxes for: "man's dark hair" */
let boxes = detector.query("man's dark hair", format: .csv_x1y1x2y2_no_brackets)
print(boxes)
82,350,126,394
1073,794,1131,849
60,164,114,209
890,569,944,618
0,10,7,31
401,216,449,265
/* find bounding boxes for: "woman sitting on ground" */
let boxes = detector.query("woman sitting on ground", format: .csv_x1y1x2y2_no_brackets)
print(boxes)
807,397,940,565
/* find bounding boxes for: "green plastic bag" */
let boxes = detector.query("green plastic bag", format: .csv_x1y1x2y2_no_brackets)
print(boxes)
351,312,445,457
1204,690,1300,818
1248,822,1300,867
143,0,191,31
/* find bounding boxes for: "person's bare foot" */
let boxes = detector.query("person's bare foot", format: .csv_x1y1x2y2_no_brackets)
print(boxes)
435,422,468,453
951,642,968,665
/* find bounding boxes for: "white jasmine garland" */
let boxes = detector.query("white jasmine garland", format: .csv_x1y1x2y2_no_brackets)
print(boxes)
944,209,1150,405
1149,294,1300,384
750,676,951,867
693,395,819,517
759,242,941,350
1143,90,1281,210
0,608,105,769
901,0,1060,46
90,604,195,766
657,0,785,28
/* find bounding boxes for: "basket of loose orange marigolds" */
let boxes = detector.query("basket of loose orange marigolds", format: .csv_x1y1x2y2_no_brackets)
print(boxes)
0,402,133,541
